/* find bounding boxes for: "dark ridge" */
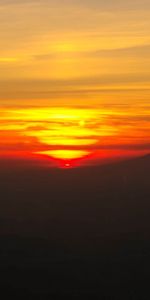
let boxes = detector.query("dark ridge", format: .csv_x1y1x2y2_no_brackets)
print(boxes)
0,153,150,298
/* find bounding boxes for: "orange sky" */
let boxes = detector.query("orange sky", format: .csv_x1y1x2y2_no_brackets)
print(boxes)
0,104,149,166
0,0,150,166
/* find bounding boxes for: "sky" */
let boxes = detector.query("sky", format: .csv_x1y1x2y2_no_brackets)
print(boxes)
0,0,150,165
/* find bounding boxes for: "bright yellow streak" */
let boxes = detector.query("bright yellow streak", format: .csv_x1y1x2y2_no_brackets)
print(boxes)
37,150,89,160
0,57,18,63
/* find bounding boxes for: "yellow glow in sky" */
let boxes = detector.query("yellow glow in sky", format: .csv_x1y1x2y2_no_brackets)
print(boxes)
0,105,149,163
0,1,150,164
37,150,90,160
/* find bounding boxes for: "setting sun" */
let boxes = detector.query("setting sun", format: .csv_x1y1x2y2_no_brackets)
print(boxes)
0,105,149,167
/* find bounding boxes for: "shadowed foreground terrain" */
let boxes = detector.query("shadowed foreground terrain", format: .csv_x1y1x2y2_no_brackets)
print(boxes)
0,155,150,299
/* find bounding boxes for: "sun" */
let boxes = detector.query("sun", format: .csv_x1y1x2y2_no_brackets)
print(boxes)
65,163,71,168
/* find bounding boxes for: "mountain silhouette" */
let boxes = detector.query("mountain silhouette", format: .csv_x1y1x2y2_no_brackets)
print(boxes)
0,154,150,299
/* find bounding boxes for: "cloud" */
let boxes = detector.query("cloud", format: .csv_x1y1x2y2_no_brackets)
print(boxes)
87,44,150,58
0,71,150,104
1,0,149,11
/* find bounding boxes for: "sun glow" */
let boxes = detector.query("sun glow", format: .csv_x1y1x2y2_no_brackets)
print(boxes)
65,163,71,168
37,150,90,160
0,104,150,167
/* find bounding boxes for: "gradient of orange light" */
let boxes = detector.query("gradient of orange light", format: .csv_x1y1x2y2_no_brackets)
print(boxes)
0,105,150,164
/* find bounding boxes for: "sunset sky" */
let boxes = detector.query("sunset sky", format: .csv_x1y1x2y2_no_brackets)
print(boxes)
0,0,150,166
